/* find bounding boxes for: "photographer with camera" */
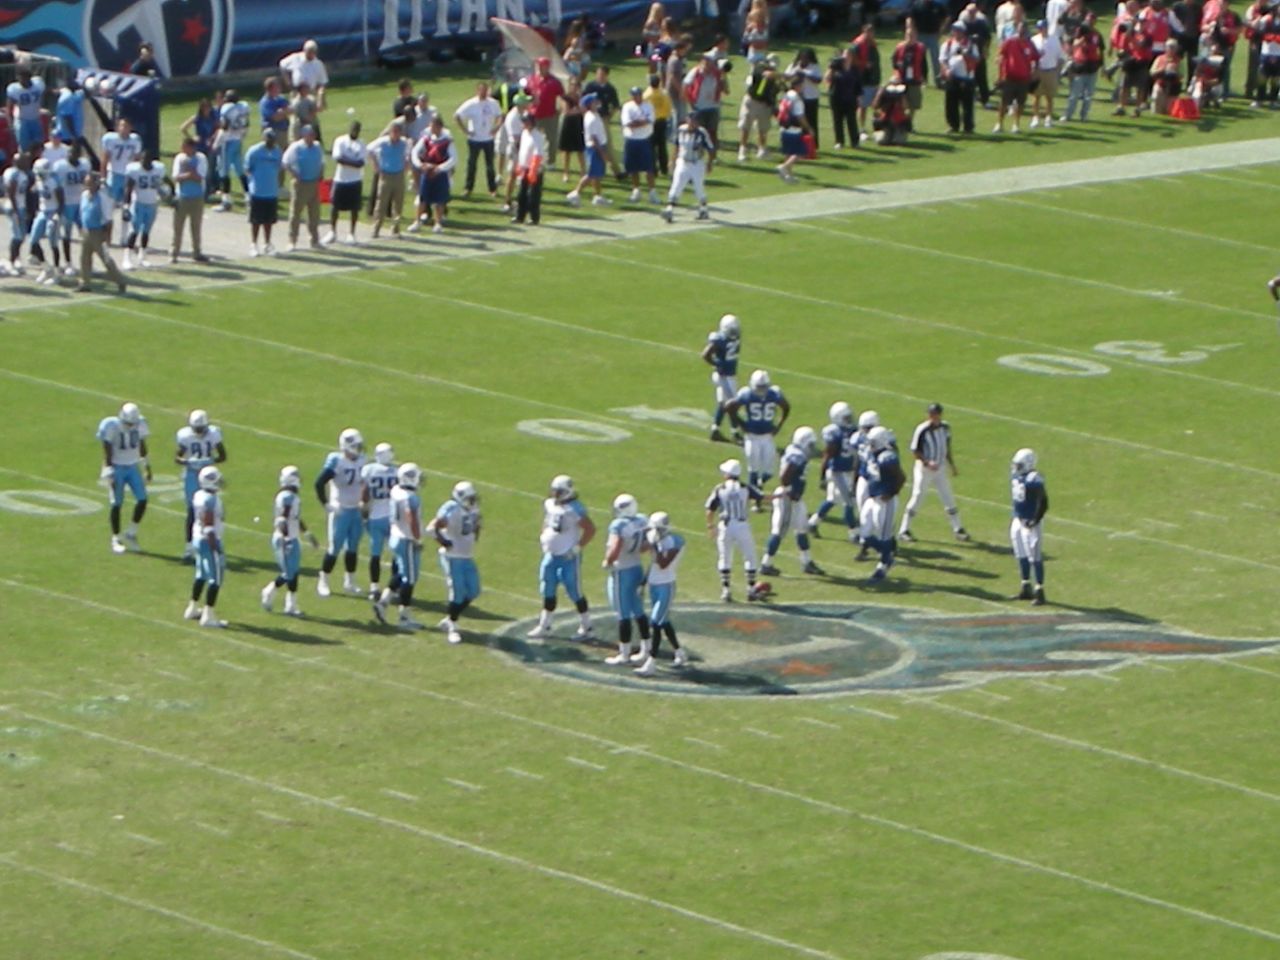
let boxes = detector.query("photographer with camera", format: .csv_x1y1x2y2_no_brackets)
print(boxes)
940,23,978,134
1062,11,1104,120
825,48,864,148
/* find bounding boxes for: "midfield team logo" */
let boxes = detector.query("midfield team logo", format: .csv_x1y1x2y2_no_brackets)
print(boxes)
490,603,1277,697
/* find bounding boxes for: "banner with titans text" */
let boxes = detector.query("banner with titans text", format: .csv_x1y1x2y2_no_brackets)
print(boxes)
0,0,687,79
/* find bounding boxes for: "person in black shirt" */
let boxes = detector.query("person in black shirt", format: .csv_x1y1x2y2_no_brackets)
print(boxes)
959,3,994,105
825,48,864,148
391,78,416,118
909,0,949,86
583,65,622,120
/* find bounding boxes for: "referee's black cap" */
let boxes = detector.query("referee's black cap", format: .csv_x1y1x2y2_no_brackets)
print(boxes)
927,402,943,414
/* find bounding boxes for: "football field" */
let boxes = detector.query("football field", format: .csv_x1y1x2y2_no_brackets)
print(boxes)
2,142,1279,960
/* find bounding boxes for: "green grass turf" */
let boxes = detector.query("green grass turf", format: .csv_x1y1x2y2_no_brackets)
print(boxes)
2,158,1280,959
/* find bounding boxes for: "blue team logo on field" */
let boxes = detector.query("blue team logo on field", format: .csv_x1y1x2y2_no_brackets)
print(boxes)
85,0,232,75
489,603,1278,697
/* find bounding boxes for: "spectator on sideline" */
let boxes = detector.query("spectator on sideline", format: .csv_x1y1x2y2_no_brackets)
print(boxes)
280,40,329,110
786,48,823,147
260,77,290,137
620,85,659,203
872,69,914,144
245,128,283,256
454,81,503,198
941,23,978,134
528,57,564,167
1243,0,1266,102
776,74,811,182
737,53,779,160
583,65,622,121
1205,0,1240,96
1063,11,1105,120
685,52,728,148
130,41,161,77
995,19,1037,132
411,114,456,234
1115,5,1155,115
665,35,693,135
392,78,416,118
893,20,930,120
825,47,863,148
995,0,1023,40
567,93,612,206
179,99,219,196
290,82,320,142
1031,18,1066,127
283,125,324,250
500,92,532,211
1255,3,1280,106
1150,44,1184,112
513,111,546,224
960,5,994,107
368,119,411,238
644,72,673,174
77,172,126,294
170,138,210,263
850,23,881,139
558,78,586,182
326,120,366,245
909,0,948,85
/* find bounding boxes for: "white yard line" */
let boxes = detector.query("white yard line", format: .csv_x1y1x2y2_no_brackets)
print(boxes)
840,704,899,721
566,756,608,771
1218,659,1280,680
682,736,725,750
0,855,320,960
192,821,231,837
503,766,545,780
742,726,783,739
379,788,419,802
5,582,1277,945
124,832,163,847
796,717,841,730
444,778,484,792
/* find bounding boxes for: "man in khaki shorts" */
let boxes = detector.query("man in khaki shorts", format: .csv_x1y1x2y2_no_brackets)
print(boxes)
283,124,325,250
737,55,780,161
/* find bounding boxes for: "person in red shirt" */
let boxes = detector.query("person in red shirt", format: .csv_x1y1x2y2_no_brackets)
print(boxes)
892,20,930,118
1244,0,1268,100
1115,15,1156,114
1209,0,1242,95
527,57,565,168
1063,11,1104,120
995,20,1037,132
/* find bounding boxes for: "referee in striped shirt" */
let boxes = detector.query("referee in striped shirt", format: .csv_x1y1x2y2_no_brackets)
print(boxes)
898,402,970,542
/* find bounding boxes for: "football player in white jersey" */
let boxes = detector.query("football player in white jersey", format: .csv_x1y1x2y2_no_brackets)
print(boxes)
704,458,766,602
314,428,368,597
633,511,690,676
96,402,151,554
175,409,227,557
28,158,64,286
183,466,228,628
373,462,425,630
262,466,318,616
760,427,824,577
54,144,91,276
528,475,597,640
3,154,30,276
428,480,483,644
602,493,652,666
122,151,166,270
100,118,143,233
360,442,399,600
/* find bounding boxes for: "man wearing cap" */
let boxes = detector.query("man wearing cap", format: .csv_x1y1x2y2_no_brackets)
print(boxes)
1031,18,1066,126
684,53,728,147
283,125,325,250
738,54,780,160
959,5,994,107
454,81,503,198
527,57,565,168
513,111,547,225
566,94,613,207
244,128,283,256
368,120,412,238
500,92,533,212
897,403,970,544
620,85,659,204
643,72,674,175
326,120,366,245
1063,11,1104,120
941,22,979,133
995,20,1037,132
410,114,457,234
892,20,930,119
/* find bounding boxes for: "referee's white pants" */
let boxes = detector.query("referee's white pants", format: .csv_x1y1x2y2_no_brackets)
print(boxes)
667,159,707,204
717,521,757,571
899,461,962,534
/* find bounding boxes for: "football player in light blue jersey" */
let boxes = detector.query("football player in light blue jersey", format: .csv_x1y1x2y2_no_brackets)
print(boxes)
808,402,859,542
602,493,652,666
183,466,228,628
633,511,689,676
429,480,483,645
217,91,252,210
1009,448,1049,605
726,369,790,510
852,410,880,560
101,118,143,211
360,442,399,600
701,313,741,442
96,401,151,554
261,466,319,616
861,426,906,583
314,428,368,597
175,409,227,555
760,427,824,577
528,474,598,640
3,155,31,276
6,69,46,151
28,158,64,286
54,144,91,275
373,463,425,630
122,151,166,270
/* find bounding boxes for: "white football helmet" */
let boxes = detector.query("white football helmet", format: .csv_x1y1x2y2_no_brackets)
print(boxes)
188,408,209,432
648,511,671,538
374,442,395,466
452,481,478,507
829,402,855,428
792,426,818,456
279,465,301,490
748,369,771,396
33,157,52,177
1011,448,1037,475
868,426,891,452
197,465,222,491
397,462,422,490
550,474,575,502
718,314,740,340
119,402,142,426
613,493,638,518
339,428,364,456
858,410,879,430
719,458,742,479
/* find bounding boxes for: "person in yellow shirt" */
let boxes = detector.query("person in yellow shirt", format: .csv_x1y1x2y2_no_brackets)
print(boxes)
643,73,673,176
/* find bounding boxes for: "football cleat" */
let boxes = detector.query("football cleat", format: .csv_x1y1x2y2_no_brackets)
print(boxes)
759,563,781,576
633,656,657,676
260,584,275,611
1032,586,1046,606
123,531,141,552
802,561,825,576
720,586,733,602
672,648,689,667
317,573,332,597
573,624,595,640
527,623,552,639
199,609,227,628
899,530,916,543
111,536,127,555
955,528,971,542
183,600,201,620
372,598,388,623
398,613,423,631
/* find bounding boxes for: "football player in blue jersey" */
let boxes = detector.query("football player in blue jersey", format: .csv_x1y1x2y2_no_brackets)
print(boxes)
726,369,790,510
183,466,227,628
175,409,227,558
760,426,824,576
860,426,906,583
261,465,318,617
314,428,368,597
429,480,483,645
808,401,859,542
528,475,597,640
633,511,689,676
701,313,741,442
373,463,426,630
852,410,879,560
602,493,651,666
1009,447,1049,605
96,402,151,554
360,443,398,600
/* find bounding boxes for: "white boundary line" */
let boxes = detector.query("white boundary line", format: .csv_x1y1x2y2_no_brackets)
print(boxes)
0,855,321,960
5,580,1279,944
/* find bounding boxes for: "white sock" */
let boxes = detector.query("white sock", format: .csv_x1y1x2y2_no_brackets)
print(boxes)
579,612,592,629
799,549,811,565
284,591,297,611
761,553,774,566
263,582,276,599
127,521,138,536
379,588,393,605
539,610,552,629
